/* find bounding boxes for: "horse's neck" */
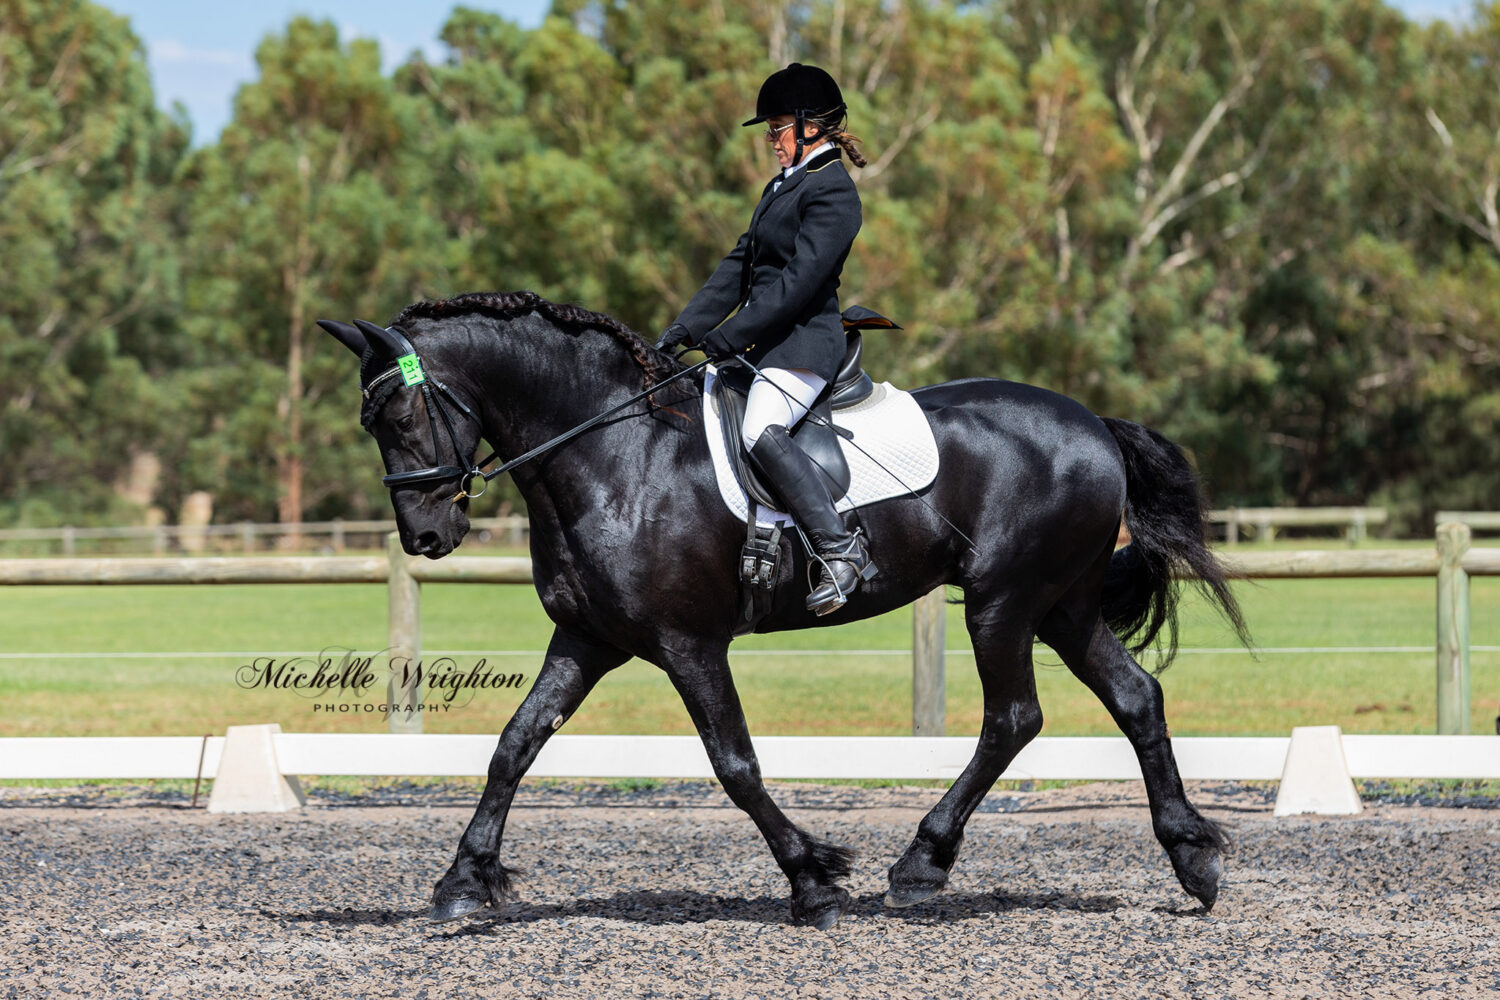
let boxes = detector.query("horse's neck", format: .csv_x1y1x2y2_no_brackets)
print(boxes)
466,323,668,511
459,322,614,436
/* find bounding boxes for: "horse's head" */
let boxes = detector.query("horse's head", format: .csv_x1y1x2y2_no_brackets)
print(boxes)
319,318,483,558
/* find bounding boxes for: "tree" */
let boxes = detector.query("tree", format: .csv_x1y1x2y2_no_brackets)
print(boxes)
180,17,440,527
0,0,189,525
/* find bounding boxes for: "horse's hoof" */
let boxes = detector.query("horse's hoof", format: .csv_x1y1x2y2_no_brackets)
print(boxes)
796,901,844,930
885,845,952,908
427,896,489,924
883,882,945,909
791,885,850,930
1168,843,1223,911
807,903,843,931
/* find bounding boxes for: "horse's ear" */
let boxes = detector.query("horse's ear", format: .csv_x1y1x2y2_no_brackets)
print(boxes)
317,319,365,357
353,318,407,359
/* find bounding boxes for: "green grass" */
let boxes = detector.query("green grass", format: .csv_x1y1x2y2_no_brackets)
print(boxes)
1,551,1497,738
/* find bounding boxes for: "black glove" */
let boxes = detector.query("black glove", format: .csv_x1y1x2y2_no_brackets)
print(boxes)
697,328,741,362
655,324,690,352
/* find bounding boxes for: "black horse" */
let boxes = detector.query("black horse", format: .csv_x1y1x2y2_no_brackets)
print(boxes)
319,290,1248,930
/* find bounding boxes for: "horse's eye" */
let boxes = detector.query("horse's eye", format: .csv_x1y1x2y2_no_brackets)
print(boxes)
395,413,416,432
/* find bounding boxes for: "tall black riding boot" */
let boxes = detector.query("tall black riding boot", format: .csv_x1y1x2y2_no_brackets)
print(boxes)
749,424,877,615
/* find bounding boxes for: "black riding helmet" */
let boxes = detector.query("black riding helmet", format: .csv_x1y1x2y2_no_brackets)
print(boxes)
743,63,846,167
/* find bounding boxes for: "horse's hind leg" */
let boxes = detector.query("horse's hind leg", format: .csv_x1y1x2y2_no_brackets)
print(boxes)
1036,605,1228,910
659,637,854,929
429,627,627,922
887,597,1042,907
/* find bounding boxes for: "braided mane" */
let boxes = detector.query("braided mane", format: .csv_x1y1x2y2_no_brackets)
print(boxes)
391,291,678,391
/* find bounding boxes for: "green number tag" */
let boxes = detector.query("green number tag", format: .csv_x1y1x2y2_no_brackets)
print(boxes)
397,353,426,387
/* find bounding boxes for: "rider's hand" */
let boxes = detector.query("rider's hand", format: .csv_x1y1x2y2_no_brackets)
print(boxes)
655,324,691,353
697,328,740,362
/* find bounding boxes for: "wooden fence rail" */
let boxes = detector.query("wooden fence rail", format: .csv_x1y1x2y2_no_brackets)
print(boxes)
1436,511,1500,533
25,505,1492,554
1208,506,1388,544
0,516,529,556
0,526,1490,735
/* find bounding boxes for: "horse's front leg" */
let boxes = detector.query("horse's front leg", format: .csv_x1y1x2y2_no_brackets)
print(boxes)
429,627,627,922
658,637,855,929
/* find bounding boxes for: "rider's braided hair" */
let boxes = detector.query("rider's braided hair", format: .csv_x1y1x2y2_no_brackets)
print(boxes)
807,108,867,168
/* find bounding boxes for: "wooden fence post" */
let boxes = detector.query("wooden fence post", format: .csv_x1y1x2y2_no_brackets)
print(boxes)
913,588,946,736
1436,522,1471,734
387,532,422,734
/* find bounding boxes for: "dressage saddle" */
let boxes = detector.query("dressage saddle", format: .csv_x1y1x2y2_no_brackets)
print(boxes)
712,306,895,511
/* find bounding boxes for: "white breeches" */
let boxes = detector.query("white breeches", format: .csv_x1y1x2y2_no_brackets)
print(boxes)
740,367,829,452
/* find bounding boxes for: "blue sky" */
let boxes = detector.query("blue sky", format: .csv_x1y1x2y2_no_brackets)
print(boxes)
104,1,551,142
103,0,1469,144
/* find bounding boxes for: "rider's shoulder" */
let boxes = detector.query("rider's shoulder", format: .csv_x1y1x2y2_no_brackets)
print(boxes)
804,155,856,195
805,150,848,177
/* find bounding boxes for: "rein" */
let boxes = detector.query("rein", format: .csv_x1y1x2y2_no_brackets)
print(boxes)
363,327,709,502
461,357,709,498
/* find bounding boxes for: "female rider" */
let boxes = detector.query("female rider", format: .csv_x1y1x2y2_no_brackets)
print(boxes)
657,63,873,615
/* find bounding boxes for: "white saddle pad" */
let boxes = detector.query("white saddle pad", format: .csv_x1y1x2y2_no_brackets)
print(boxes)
703,366,940,528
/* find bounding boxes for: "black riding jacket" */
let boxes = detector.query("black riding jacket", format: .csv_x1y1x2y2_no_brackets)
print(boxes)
672,145,860,384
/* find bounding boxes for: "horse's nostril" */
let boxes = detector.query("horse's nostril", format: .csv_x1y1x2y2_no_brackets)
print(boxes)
416,530,442,553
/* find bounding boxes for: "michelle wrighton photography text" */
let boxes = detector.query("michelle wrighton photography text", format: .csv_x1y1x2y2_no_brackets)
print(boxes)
234,649,529,713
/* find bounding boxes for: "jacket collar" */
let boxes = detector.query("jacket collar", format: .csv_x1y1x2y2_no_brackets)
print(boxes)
782,143,841,179
760,145,841,206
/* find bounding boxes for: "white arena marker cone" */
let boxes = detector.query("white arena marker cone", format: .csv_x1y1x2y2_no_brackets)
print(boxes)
1273,725,1362,817
207,723,306,814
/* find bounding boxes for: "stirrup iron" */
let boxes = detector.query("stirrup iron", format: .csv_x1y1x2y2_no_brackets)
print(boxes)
803,527,877,616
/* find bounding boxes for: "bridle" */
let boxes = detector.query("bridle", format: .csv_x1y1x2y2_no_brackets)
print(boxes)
361,324,710,503
362,324,493,500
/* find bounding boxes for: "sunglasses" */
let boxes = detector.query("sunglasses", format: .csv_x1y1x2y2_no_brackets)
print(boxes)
763,121,797,141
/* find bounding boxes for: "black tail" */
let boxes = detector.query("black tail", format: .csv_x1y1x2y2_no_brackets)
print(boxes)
1100,418,1250,671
